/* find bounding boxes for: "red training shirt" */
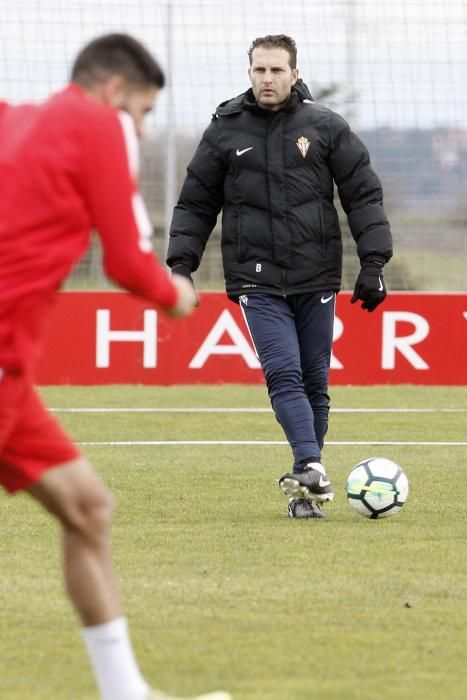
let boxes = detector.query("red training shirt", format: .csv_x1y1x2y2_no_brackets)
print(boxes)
0,84,177,373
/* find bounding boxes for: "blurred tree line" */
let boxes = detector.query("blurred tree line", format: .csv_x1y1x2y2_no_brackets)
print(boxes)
70,99,467,292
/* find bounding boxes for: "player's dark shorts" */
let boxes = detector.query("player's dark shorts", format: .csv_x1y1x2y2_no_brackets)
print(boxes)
0,369,80,493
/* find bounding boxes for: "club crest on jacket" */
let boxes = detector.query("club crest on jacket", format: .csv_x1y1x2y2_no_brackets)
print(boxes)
296,136,310,158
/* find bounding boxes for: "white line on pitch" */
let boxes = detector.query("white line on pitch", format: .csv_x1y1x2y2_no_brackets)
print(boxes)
78,440,467,446
51,407,467,414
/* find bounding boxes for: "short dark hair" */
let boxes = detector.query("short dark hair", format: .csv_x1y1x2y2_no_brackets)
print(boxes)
71,33,165,89
248,34,297,69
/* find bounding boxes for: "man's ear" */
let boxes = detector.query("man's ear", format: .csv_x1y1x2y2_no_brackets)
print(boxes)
100,75,127,107
291,68,299,85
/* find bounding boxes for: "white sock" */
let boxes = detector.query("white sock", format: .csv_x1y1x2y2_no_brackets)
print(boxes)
82,617,150,700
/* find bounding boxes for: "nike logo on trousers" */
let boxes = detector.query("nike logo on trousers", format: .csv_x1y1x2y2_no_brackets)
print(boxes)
320,295,334,304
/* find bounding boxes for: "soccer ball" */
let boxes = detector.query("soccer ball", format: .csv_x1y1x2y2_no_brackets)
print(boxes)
346,457,409,519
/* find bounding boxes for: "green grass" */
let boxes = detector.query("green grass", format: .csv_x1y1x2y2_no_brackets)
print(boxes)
1,385,467,699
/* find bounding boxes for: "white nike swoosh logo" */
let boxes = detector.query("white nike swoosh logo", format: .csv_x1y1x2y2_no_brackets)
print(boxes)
236,147,254,156
320,295,334,304
378,276,384,291
319,475,331,488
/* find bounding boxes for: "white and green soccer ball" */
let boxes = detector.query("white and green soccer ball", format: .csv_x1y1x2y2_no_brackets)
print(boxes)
346,458,409,519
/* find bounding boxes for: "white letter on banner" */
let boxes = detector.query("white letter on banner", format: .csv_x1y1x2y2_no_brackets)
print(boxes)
96,309,157,368
331,316,343,369
189,309,261,369
382,311,429,370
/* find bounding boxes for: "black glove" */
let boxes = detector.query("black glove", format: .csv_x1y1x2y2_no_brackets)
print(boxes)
351,258,387,312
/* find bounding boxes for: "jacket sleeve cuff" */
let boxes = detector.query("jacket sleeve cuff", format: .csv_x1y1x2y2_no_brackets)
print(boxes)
361,255,386,267
171,264,193,279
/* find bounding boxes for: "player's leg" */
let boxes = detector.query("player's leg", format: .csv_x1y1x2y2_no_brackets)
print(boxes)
239,293,321,463
277,292,335,510
28,457,121,624
296,291,335,453
28,458,151,700
239,294,325,518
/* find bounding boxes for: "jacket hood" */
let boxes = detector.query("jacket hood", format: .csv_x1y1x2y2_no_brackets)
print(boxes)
215,78,314,117
293,78,314,102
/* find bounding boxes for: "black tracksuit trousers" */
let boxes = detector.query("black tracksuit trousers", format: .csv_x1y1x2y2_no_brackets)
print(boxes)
239,291,335,472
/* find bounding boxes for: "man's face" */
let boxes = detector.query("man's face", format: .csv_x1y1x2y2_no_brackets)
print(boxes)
248,47,298,111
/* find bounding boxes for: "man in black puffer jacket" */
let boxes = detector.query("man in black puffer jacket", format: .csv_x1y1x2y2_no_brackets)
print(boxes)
167,34,392,519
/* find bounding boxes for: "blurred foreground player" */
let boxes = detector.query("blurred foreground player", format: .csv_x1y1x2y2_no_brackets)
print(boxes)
0,33,230,700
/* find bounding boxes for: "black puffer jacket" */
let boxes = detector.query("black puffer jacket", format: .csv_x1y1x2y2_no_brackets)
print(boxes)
167,80,392,300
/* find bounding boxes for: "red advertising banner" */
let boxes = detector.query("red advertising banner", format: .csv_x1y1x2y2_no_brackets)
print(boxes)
35,291,467,385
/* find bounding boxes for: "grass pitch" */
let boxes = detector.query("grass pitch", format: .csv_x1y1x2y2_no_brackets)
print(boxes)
1,385,466,700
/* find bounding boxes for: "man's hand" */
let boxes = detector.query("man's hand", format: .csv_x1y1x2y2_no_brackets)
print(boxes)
351,259,387,312
167,273,199,317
